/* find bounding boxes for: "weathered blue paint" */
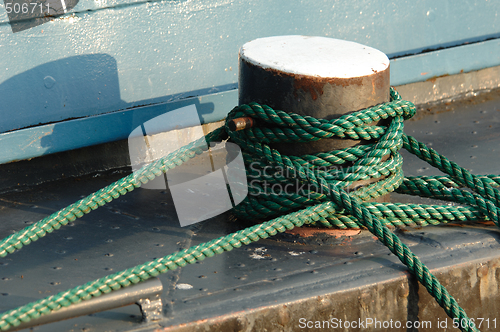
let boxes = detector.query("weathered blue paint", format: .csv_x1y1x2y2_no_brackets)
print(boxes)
390,38,500,86
0,52,237,132
0,0,499,163
0,54,124,133
0,89,237,164
1,0,499,129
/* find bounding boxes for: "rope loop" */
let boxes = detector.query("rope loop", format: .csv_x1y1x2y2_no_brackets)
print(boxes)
226,87,415,223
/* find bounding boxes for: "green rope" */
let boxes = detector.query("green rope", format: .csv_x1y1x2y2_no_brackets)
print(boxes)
0,129,226,257
1,87,495,332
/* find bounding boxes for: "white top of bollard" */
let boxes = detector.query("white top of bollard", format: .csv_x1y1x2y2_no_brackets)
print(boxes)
240,35,389,78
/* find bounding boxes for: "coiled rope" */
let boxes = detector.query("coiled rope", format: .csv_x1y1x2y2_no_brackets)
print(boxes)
1,88,499,331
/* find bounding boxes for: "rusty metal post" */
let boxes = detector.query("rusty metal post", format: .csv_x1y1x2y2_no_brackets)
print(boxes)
238,35,391,200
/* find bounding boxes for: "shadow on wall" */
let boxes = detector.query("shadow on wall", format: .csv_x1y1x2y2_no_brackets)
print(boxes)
0,53,217,160
0,54,126,133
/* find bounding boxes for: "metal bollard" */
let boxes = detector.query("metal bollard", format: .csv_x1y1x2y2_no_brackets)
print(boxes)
238,35,391,201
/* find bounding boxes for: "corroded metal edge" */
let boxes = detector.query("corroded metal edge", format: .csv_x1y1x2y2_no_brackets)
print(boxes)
396,65,500,106
153,258,500,332
11,278,163,331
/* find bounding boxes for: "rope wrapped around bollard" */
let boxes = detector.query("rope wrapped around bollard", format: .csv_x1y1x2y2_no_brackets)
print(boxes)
2,88,500,331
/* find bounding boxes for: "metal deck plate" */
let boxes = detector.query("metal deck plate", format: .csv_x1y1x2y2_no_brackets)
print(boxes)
1,90,500,331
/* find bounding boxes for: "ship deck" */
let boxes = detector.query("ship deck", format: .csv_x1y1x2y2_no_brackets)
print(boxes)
1,89,500,332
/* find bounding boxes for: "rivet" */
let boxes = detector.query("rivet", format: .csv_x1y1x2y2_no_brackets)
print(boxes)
398,286,410,298
477,266,489,278
43,76,56,89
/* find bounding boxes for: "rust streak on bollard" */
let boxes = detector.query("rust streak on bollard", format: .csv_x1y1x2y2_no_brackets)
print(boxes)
238,35,391,203
228,117,257,132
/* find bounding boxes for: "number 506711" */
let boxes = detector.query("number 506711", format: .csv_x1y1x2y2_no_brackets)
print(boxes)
5,2,50,15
